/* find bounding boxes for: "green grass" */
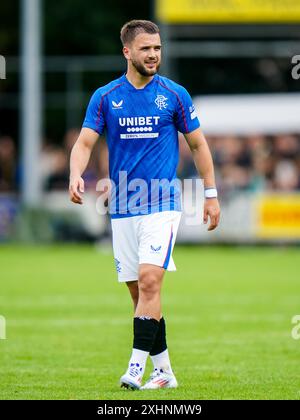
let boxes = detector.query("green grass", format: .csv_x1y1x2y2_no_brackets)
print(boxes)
0,244,300,400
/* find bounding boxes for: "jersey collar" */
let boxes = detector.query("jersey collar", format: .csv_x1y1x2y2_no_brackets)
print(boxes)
121,73,158,92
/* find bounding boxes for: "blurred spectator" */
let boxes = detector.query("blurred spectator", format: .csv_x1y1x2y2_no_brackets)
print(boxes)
43,145,69,191
177,131,300,195
273,134,299,159
273,160,299,191
1,130,299,195
40,142,61,185
220,164,252,191
0,136,17,192
42,128,101,191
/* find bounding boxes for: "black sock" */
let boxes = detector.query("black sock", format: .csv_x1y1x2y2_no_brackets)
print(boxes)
150,317,167,356
133,317,160,352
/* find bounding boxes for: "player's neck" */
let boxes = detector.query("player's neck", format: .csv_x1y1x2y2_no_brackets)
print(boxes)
125,69,154,89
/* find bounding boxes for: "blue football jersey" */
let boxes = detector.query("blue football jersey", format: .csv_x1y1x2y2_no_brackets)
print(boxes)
82,73,200,218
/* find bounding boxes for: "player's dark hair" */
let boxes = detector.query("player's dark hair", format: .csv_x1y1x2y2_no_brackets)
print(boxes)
120,20,160,46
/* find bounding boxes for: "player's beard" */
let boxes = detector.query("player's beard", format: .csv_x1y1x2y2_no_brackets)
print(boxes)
131,58,160,77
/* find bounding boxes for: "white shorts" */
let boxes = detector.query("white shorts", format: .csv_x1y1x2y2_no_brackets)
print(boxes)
111,211,182,282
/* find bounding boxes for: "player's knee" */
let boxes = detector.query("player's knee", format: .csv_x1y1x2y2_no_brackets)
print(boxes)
138,272,160,298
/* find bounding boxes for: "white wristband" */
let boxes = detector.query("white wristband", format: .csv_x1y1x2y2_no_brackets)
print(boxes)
204,187,218,199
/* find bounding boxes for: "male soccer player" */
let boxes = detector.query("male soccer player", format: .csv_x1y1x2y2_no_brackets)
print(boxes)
69,20,220,390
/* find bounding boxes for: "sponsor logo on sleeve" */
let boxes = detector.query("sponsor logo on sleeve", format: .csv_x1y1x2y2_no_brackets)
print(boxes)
189,105,197,120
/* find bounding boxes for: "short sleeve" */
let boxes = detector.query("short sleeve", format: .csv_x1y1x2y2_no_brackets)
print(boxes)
82,89,106,135
174,87,200,134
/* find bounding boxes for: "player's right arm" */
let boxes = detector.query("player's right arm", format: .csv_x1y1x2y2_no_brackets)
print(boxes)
69,127,99,204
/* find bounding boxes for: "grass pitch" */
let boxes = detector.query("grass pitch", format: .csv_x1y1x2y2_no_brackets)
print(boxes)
0,244,299,400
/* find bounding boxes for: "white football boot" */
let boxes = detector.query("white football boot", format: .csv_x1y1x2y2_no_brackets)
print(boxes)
120,362,144,390
141,368,178,390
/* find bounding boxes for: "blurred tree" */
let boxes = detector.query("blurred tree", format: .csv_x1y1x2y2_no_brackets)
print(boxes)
0,2,19,55
44,0,152,55
1,1,300,143
0,0,152,141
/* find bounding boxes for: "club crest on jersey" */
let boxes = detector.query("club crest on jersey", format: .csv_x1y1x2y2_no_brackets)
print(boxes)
112,100,123,109
155,95,168,110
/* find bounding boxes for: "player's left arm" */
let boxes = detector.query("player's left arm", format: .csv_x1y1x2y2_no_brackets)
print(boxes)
184,127,220,231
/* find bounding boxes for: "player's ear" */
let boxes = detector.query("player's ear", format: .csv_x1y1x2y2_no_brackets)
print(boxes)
123,46,130,59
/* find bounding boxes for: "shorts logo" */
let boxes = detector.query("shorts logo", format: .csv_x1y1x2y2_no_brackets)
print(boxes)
114,258,121,273
150,245,162,253
155,95,168,110
112,100,123,109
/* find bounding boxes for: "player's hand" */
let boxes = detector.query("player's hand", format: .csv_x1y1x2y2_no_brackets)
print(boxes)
69,175,84,205
203,198,220,231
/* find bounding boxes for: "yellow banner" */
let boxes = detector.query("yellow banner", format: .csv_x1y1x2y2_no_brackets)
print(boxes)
256,194,300,239
156,0,300,23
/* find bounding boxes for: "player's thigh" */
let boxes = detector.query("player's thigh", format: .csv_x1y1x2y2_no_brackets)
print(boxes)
138,211,182,270
111,217,139,282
